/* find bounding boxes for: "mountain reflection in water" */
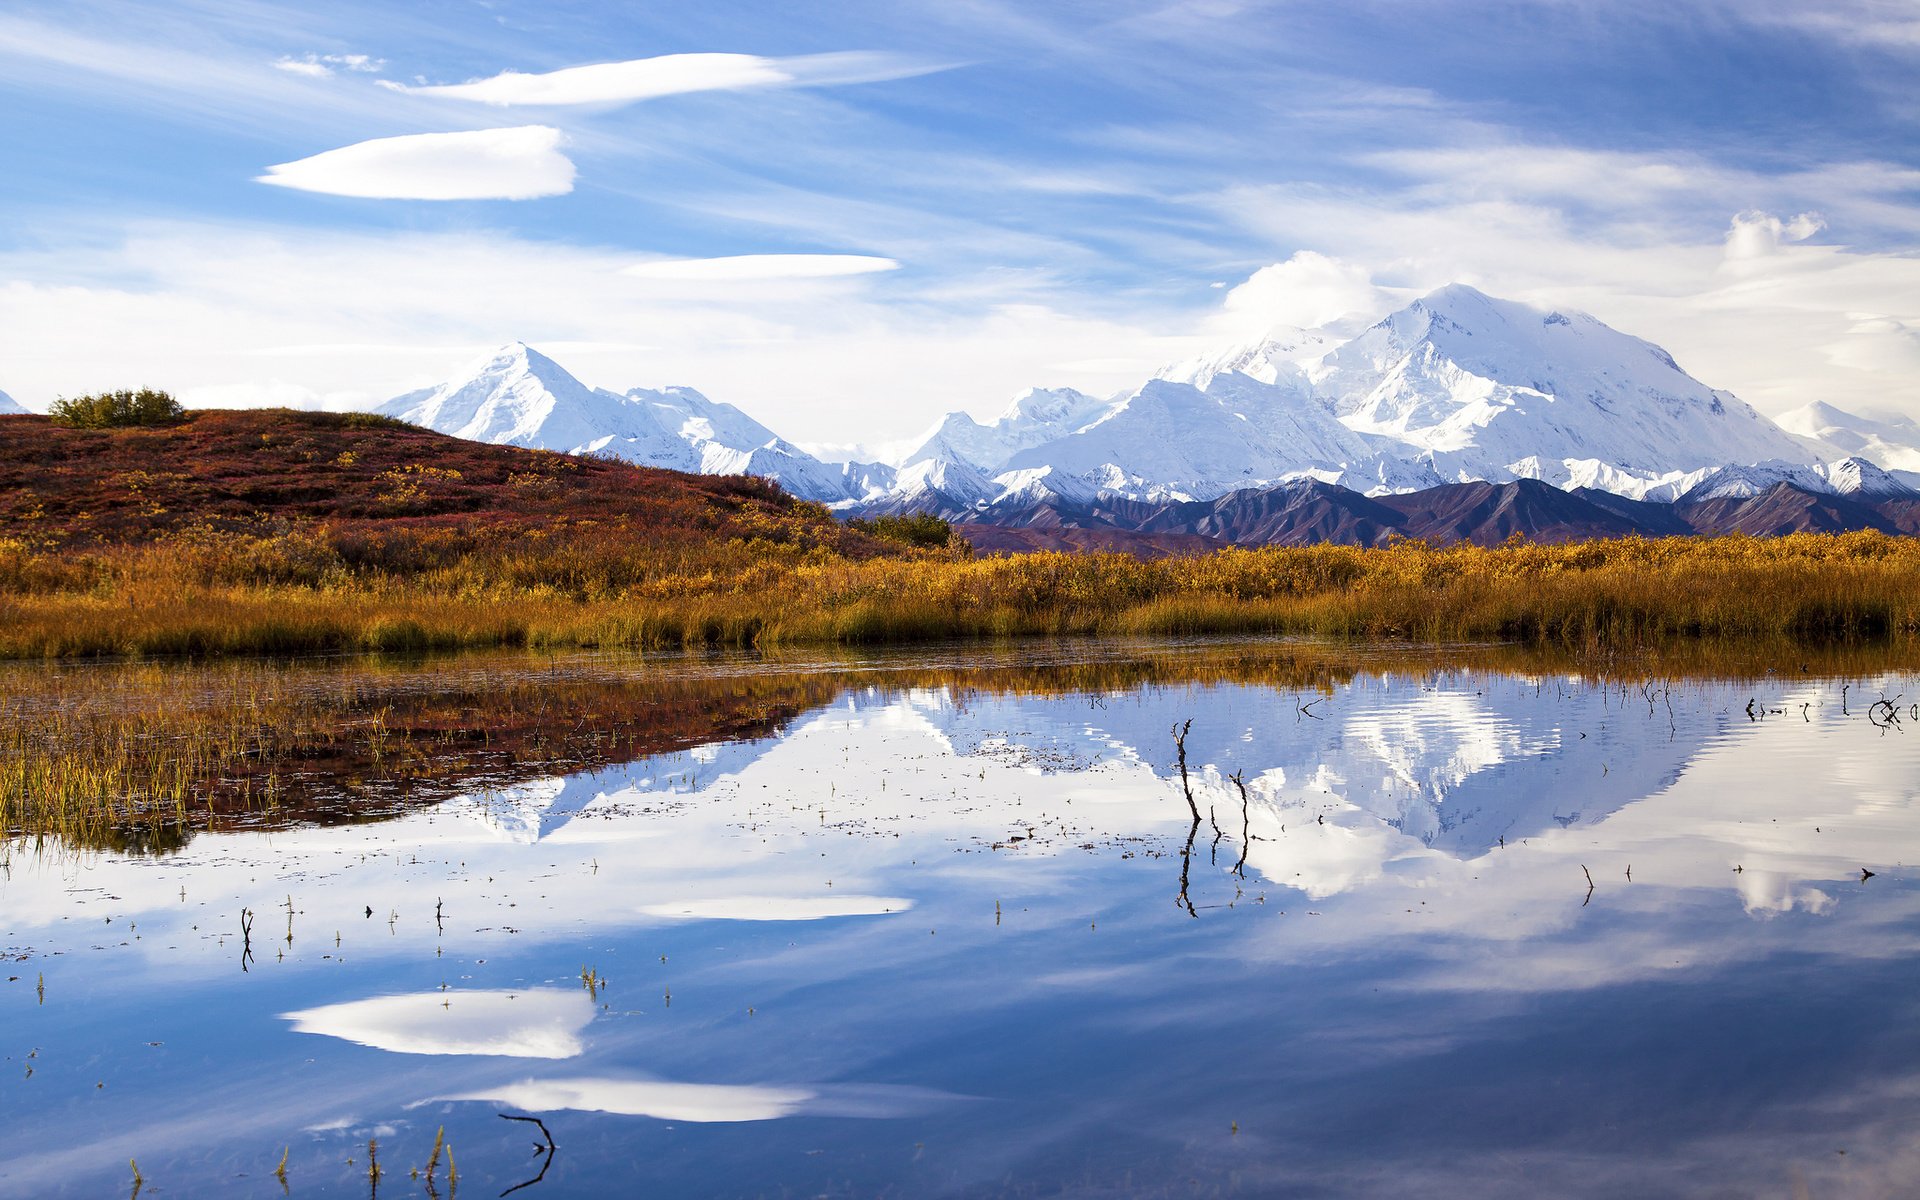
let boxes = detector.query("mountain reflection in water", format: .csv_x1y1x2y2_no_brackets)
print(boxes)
3,639,1919,1198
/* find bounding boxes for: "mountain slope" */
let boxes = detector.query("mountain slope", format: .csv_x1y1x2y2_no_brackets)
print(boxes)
1313,285,1813,484
0,390,24,415
994,377,1379,502
1374,478,1650,544
1676,482,1899,537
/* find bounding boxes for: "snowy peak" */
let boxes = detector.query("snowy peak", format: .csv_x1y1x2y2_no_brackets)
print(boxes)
891,456,997,508
1315,285,1813,479
627,385,779,452
1679,461,1830,503
900,386,1111,473
997,385,1108,429
1678,457,1917,502
1778,400,1920,472
0,389,24,415
869,283,1887,513
1156,325,1333,390
381,343,852,501
1820,456,1917,497
380,341,638,455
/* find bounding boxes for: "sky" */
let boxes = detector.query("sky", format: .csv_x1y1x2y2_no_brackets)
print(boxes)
1,0,1918,443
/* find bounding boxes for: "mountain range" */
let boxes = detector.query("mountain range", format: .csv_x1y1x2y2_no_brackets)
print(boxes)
29,283,1910,547
0,390,24,416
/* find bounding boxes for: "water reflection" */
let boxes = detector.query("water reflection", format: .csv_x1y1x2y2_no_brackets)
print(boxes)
442,1077,815,1122
284,989,594,1058
4,641,1920,1197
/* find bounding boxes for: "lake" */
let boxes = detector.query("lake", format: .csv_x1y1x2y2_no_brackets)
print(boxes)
4,638,1919,1197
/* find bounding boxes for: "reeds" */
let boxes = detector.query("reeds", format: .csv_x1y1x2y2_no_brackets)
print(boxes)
3,529,1920,660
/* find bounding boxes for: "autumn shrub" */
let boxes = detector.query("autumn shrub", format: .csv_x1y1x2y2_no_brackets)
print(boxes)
48,388,185,429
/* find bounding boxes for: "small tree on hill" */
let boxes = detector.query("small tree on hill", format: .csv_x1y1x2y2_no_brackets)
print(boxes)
49,388,186,429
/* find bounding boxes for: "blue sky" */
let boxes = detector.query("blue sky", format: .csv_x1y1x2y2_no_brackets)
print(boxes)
2,0,1917,441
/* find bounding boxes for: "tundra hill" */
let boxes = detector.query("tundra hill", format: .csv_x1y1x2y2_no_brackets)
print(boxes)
0,409,898,559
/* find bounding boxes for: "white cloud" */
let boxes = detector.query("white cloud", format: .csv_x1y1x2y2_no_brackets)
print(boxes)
623,254,900,282
1826,316,1920,374
0,223,1182,441
273,53,385,78
383,51,947,108
1197,142,1920,421
1723,209,1828,266
256,126,574,200
1216,251,1389,336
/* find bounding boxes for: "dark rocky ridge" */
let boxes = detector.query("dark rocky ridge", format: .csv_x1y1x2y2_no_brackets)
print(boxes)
918,477,1920,555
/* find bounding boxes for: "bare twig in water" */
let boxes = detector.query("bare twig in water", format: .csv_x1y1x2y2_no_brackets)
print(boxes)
1170,721,1201,916
1229,769,1252,879
1869,695,1905,732
1581,864,1596,906
1176,815,1200,919
498,1114,557,1197
1171,720,1198,821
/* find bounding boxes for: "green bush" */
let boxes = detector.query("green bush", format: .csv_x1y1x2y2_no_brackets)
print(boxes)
49,388,186,429
848,512,957,549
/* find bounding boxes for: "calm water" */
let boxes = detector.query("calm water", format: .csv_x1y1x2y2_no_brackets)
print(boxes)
6,641,1920,1197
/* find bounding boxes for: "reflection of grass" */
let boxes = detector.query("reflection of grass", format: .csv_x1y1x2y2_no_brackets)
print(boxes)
0,656,843,852
4,637,1912,852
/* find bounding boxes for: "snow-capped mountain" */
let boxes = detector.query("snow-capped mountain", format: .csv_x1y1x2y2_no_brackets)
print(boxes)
0,390,24,415
378,343,857,502
1679,458,1918,503
1818,455,1916,497
1777,400,1920,474
898,387,1111,473
1312,285,1813,485
369,289,1920,521
869,284,1895,513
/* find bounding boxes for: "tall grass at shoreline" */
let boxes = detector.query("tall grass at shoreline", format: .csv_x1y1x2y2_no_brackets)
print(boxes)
2,529,1918,659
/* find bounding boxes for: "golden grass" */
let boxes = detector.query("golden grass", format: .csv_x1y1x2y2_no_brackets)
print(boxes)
3,529,1919,659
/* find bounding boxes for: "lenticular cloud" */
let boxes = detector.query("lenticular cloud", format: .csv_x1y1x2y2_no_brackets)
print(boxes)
382,51,946,107
256,126,574,201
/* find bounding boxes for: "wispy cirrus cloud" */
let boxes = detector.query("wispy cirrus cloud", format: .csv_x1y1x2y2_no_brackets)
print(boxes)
273,52,384,78
624,254,899,282
256,126,574,200
380,50,951,108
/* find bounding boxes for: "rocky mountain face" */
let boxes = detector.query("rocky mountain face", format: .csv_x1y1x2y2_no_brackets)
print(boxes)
950,474,1920,554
